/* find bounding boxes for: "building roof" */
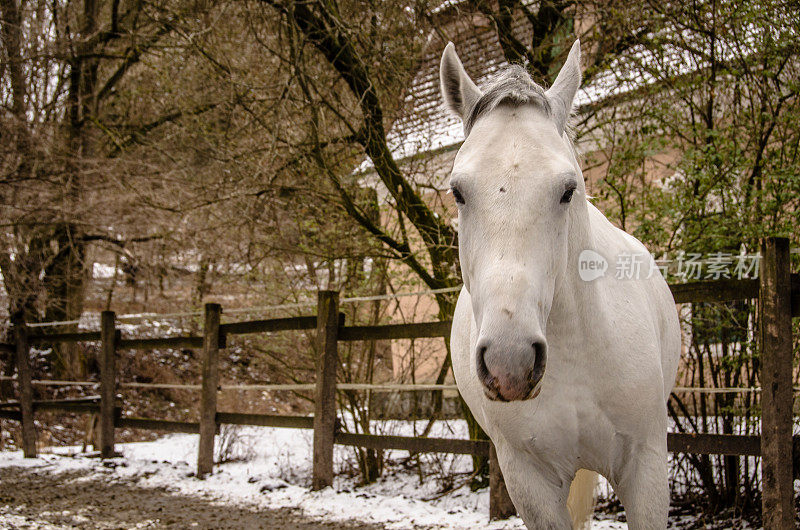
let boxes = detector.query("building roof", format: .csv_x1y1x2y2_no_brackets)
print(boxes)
383,10,605,164
379,5,709,168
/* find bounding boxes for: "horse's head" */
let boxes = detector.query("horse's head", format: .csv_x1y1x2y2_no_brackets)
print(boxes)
440,40,584,402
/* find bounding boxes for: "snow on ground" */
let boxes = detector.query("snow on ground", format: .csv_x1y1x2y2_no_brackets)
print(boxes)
1,421,630,529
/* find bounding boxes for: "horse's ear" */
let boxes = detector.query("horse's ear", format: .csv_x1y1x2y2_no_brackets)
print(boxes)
545,39,582,135
440,42,481,123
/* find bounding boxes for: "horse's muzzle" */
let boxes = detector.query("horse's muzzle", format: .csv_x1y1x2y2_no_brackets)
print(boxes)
475,337,547,401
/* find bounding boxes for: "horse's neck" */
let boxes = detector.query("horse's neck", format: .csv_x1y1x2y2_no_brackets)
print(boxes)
548,201,606,337
552,140,607,331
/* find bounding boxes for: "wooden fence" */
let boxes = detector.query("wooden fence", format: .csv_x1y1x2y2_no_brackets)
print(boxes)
0,237,798,525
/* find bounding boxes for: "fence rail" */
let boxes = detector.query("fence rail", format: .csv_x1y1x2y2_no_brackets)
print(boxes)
1,237,797,522
6,376,800,395
13,275,798,348
0,399,794,461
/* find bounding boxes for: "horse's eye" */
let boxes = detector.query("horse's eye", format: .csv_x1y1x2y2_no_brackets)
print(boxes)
560,188,575,204
452,186,465,205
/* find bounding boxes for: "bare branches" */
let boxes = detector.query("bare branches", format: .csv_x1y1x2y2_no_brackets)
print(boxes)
262,0,458,292
95,22,176,103
106,101,222,156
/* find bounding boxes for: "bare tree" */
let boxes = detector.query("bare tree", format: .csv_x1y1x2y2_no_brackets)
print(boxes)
0,0,226,375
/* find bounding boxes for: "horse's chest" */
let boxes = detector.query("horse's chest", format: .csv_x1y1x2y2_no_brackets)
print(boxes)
460,359,627,465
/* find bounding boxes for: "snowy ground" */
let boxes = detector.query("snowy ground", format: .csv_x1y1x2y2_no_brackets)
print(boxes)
0,422,638,529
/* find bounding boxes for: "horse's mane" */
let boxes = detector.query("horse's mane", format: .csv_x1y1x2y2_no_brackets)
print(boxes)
464,65,552,135
464,64,580,163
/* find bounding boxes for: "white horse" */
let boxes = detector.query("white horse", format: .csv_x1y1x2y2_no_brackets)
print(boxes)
441,40,680,529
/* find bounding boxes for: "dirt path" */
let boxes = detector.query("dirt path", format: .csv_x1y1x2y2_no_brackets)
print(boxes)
0,465,384,529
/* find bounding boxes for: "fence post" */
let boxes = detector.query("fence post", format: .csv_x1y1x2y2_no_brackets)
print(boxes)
489,441,516,519
312,290,339,490
197,303,221,478
100,311,117,458
758,236,793,529
12,317,36,457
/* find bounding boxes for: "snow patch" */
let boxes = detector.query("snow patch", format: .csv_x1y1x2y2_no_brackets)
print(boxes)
0,424,631,529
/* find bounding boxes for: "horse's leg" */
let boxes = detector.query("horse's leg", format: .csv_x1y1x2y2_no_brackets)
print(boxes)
614,445,669,530
496,447,573,529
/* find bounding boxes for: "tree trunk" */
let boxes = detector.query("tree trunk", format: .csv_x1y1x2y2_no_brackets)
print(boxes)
43,224,88,378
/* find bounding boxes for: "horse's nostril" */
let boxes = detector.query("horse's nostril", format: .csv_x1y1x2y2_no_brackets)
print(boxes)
476,336,546,401
476,341,491,381
530,339,548,386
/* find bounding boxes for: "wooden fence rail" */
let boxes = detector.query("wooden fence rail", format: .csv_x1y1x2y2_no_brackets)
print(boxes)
17,277,799,348
1,236,797,524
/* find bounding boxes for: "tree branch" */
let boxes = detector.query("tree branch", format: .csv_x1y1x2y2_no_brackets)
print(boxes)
263,0,458,278
96,22,175,103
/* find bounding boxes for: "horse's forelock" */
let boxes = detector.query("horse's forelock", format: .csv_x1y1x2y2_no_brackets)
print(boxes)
464,65,552,135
